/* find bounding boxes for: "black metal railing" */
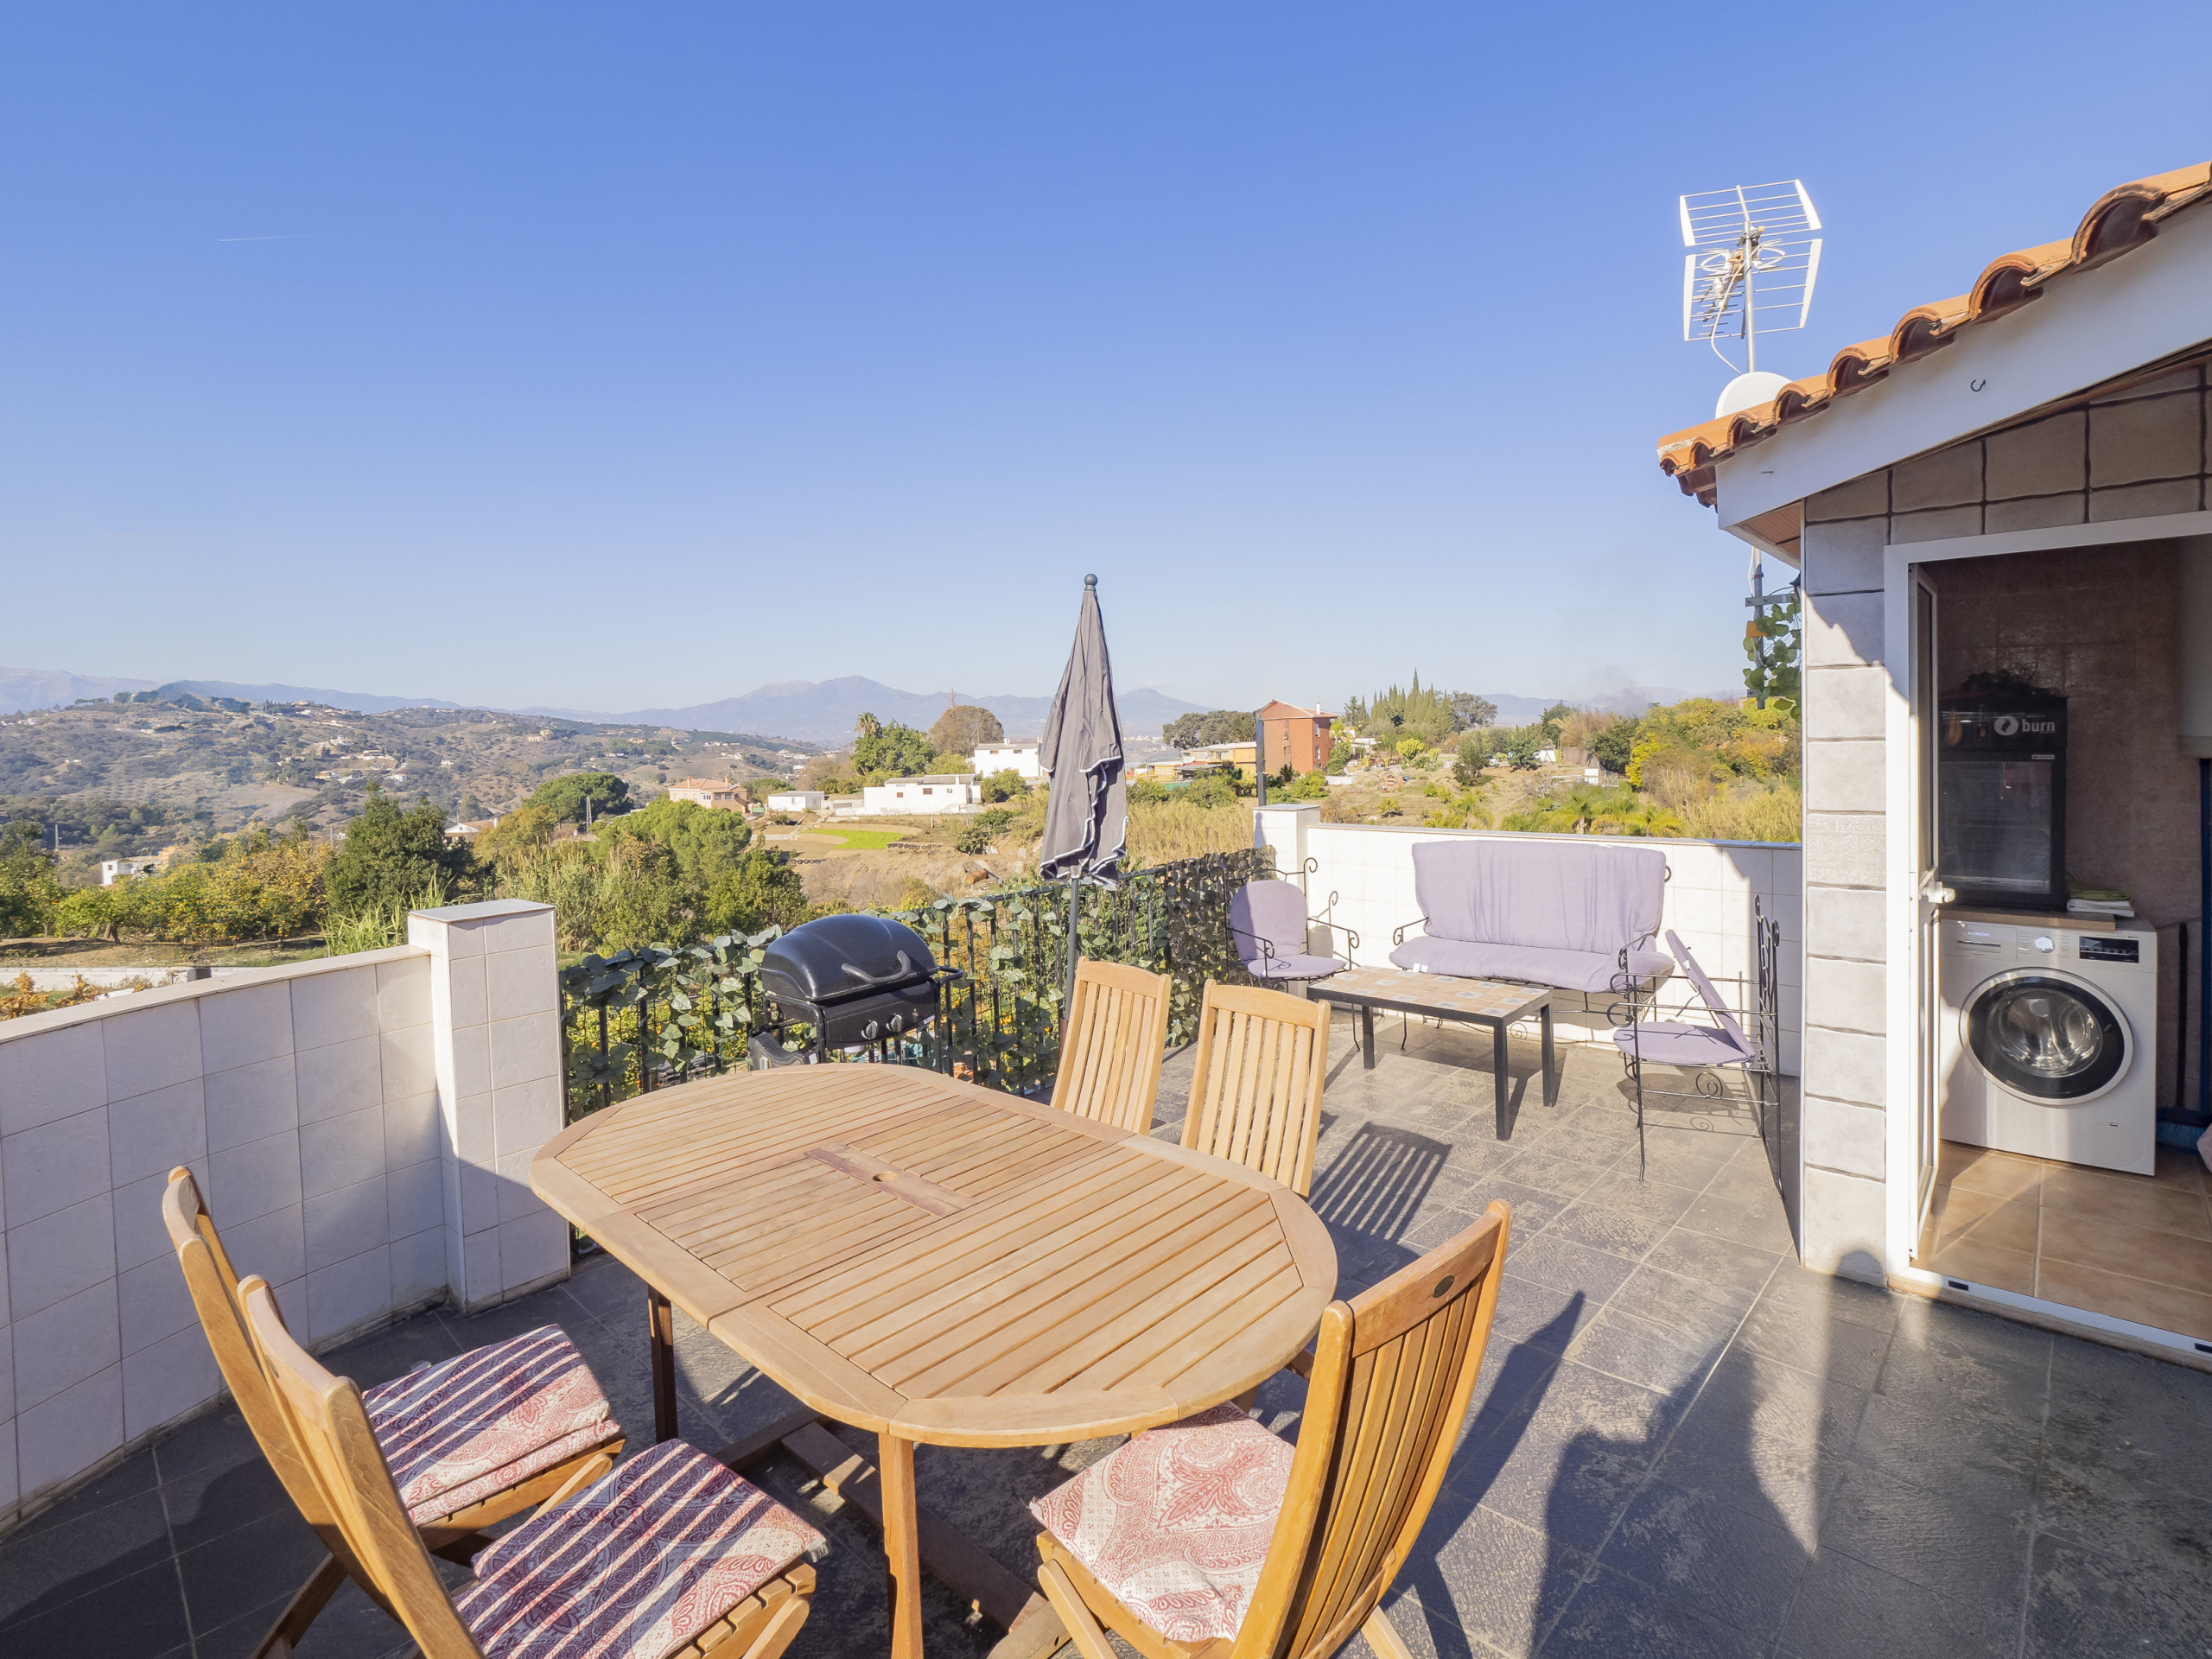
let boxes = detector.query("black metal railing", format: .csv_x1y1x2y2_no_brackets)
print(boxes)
556,847,1275,1122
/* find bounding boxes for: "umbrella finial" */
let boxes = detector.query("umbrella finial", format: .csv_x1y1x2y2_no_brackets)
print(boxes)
1084,573,1096,588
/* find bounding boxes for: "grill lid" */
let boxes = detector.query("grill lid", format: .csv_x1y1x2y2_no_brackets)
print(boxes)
758,913,940,1007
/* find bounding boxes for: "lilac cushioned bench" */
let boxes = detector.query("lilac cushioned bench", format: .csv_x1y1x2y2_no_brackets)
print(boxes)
1388,839,1672,996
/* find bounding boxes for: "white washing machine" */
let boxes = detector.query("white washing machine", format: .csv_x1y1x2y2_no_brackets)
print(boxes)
1938,918,2158,1175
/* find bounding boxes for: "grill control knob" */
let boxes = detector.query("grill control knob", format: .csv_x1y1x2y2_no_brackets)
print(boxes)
2031,936,2056,954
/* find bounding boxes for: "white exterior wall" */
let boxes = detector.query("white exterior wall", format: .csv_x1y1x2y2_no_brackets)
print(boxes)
1788,370,2211,1286
857,779,982,814
974,744,1043,780
1279,817,1802,1070
0,900,568,1525
765,791,825,812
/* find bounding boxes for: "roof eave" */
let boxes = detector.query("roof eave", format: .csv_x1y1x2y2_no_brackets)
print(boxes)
1708,201,2212,531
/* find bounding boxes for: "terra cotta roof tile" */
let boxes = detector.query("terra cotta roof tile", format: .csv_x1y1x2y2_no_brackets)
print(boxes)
1655,162,2212,506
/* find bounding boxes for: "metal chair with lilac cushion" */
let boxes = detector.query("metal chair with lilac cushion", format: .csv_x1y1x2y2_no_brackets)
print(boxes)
1611,913,1782,1173
1229,879,1356,986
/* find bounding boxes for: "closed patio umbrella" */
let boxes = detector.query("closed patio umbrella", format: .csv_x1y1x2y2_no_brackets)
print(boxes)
1039,575,1129,1015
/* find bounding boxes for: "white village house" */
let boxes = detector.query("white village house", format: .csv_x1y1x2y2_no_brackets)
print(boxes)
1656,160,2212,1358
971,741,1043,781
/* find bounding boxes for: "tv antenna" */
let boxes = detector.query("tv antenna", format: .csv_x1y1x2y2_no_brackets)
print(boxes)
1681,180,1822,416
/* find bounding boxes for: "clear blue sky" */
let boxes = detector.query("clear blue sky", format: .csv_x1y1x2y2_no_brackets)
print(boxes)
6,5,2210,715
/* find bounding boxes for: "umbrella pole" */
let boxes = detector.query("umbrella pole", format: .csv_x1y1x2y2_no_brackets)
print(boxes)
1061,877,1083,1034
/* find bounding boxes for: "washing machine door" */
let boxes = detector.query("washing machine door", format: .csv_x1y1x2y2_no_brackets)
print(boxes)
1961,969,2130,1103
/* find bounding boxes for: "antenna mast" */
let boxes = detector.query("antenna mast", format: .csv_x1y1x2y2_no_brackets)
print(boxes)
1680,180,1822,400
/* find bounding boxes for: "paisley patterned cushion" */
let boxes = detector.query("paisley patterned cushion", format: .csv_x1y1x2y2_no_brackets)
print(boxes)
455,1440,827,1659
1030,1403,1295,1643
364,1326,621,1524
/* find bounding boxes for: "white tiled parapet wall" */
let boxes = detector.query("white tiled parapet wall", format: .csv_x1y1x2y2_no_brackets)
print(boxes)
0,899,571,1525
1274,814,1803,1073
404,899,569,1316
0,946,443,1522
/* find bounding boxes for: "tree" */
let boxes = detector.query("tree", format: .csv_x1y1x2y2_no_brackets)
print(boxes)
1452,736,1491,786
0,822,61,937
1446,691,1497,729
1351,675,1460,747
1537,702,1575,746
474,804,556,863
979,769,1026,804
1163,709,1256,750
1182,772,1236,809
600,797,752,887
528,771,630,823
926,704,1004,757
1503,730,1541,771
797,753,852,792
854,721,932,779
1587,717,1637,775
326,791,477,917
703,848,810,936
1395,737,1427,762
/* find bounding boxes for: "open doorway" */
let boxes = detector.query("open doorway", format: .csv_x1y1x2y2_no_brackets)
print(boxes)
1908,538,2212,1344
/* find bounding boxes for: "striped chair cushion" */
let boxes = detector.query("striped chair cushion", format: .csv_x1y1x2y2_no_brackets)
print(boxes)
364,1325,621,1523
1030,1403,1295,1643
455,1440,827,1659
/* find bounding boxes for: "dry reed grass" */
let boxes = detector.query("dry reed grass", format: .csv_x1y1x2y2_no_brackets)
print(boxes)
1125,799,1255,866
1675,785,1802,843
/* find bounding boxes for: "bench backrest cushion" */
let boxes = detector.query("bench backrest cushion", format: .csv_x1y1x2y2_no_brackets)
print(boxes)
1411,839,1666,957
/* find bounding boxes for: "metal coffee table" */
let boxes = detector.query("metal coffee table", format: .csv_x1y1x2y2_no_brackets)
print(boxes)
1311,966,1556,1135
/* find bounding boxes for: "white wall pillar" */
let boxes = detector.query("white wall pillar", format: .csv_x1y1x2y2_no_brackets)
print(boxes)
1252,804,1318,885
405,900,569,1311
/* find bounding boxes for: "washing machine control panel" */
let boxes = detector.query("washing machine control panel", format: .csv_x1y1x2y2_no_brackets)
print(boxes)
2031,935,2055,953
2081,936,2142,964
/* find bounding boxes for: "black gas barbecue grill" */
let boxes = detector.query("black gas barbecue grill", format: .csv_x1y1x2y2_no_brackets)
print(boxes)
755,913,963,1063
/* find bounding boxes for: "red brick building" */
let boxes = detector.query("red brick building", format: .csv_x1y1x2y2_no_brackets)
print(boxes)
1255,702,1336,774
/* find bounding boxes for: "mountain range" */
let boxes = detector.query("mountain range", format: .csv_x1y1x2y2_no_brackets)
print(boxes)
517,678,1210,744
0,666,1708,746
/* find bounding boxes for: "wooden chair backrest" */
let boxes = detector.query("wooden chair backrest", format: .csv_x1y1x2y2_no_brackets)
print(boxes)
1050,958,1173,1134
1234,1202,1512,1659
1180,982,1330,1196
239,1275,487,1659
162,1167,363,1575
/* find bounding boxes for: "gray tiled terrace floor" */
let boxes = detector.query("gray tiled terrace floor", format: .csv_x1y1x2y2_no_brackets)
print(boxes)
8,1009,2212,1658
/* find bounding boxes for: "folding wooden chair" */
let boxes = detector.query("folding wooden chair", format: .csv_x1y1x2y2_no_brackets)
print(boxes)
1030,1202,1512,1659
162,1167,626,1657
1180,981,1331,1197
1050,958,1173,1133
238,1273,822,1659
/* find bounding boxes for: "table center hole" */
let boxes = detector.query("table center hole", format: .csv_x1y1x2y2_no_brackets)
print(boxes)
874,1171,895,1181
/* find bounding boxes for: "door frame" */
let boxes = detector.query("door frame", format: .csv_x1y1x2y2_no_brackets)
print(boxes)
1910,570,1942,1249
1881,512,2212,1361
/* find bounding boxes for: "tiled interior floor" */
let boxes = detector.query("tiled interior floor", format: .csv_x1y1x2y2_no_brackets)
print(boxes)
1917,1137,2212,1339
8,1012,2212,1657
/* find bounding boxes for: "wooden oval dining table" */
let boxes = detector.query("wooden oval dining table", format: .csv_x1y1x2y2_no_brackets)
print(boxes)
531,1061,1338,1659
